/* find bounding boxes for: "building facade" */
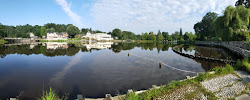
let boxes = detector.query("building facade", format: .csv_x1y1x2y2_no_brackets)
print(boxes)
47,32,68,40
83,31,113,41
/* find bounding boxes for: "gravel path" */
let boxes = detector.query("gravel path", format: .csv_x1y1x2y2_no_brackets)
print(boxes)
215,82,246,99
201,74,240,92
201,72,250,100
235,71,250,83
155,84,207,100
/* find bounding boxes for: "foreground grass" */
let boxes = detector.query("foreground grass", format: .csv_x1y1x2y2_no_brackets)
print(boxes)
121,63,243,100
37,88,67,100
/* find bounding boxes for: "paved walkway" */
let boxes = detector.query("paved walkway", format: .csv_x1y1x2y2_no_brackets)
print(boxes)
201,71,250,100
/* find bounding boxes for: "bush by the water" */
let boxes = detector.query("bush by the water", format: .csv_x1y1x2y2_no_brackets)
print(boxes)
235,58,250,73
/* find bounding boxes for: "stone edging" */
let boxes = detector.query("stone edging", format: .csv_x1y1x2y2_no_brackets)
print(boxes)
172,45,236,64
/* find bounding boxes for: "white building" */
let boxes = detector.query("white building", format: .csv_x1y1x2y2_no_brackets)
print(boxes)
83,31,113,41
47,32,68,40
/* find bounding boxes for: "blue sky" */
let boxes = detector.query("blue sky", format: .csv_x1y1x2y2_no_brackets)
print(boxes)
0,0,237,34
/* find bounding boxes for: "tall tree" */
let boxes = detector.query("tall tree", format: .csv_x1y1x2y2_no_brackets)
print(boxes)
157,30,164,41
179,28,183,41
40,27,46,37
162,32,169,40
0,24,6,38
148,32,156,40
66,25,80,38
171,31,180,40
194,12,218,40
111,28,122,39
33,25,41,37
141,32,148,40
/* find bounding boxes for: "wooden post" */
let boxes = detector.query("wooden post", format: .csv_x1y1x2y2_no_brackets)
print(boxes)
159,62,162,69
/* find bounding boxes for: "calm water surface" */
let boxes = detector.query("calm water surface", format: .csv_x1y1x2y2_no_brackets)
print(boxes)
0,42,240,99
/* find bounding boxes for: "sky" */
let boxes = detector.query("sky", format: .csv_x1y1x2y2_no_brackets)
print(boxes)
0,0,237,34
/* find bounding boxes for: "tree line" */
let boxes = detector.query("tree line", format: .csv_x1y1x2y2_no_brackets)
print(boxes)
194,0,250,41
0,22,196,41
110,28,196,41
0,23,105,38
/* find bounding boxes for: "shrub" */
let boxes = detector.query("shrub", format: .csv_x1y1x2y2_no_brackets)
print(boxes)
194,73,208,82
213,64,234,75
242,58,250,73
38,88,67,100
123,92,139,100
235,58,250,73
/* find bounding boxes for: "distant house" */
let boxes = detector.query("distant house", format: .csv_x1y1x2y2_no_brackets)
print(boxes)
29,32,38,39
83,31,113,41
47,32,68,40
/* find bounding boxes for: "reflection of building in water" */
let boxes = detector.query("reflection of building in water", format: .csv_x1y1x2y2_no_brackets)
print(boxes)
83,42,113,50
46,42,68,50
82,31,113,41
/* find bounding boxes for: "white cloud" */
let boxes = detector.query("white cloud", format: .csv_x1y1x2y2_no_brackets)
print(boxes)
90,0,237,34
55,0,83,26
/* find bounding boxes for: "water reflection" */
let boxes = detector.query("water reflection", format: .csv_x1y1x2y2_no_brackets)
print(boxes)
46,42,68,50
50,53,84,88
0,42,242,99
83,42,113,50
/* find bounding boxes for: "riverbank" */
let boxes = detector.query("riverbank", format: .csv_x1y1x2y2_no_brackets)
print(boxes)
121,64,250,100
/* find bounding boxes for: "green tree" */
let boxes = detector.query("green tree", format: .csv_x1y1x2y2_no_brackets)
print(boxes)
157,30,164,41
213,5,250,41
0,24,6,38
111,28,122,39
66,25,80,38
148,32,156,40
33,25,40,37
141,32,148,40
194,12,218,40
162,32,170,40
171,31,180,41
184,32,196,41
179,28,184,41
40,27,46,37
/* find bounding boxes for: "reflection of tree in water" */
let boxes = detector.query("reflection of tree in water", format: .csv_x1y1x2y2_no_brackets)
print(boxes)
183,45,195,52
111,42,172,53
0,54,6,58
176,45,242,71
194,46,242,60
0,43,173,57
194,59,225,71
0,44,81,57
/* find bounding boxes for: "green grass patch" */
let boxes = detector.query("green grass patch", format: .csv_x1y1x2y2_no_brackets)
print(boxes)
235,58,250,73
136,40,155,43
37,88,67,100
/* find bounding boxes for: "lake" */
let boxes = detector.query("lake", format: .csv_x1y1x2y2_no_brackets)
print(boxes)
0,42,241,99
